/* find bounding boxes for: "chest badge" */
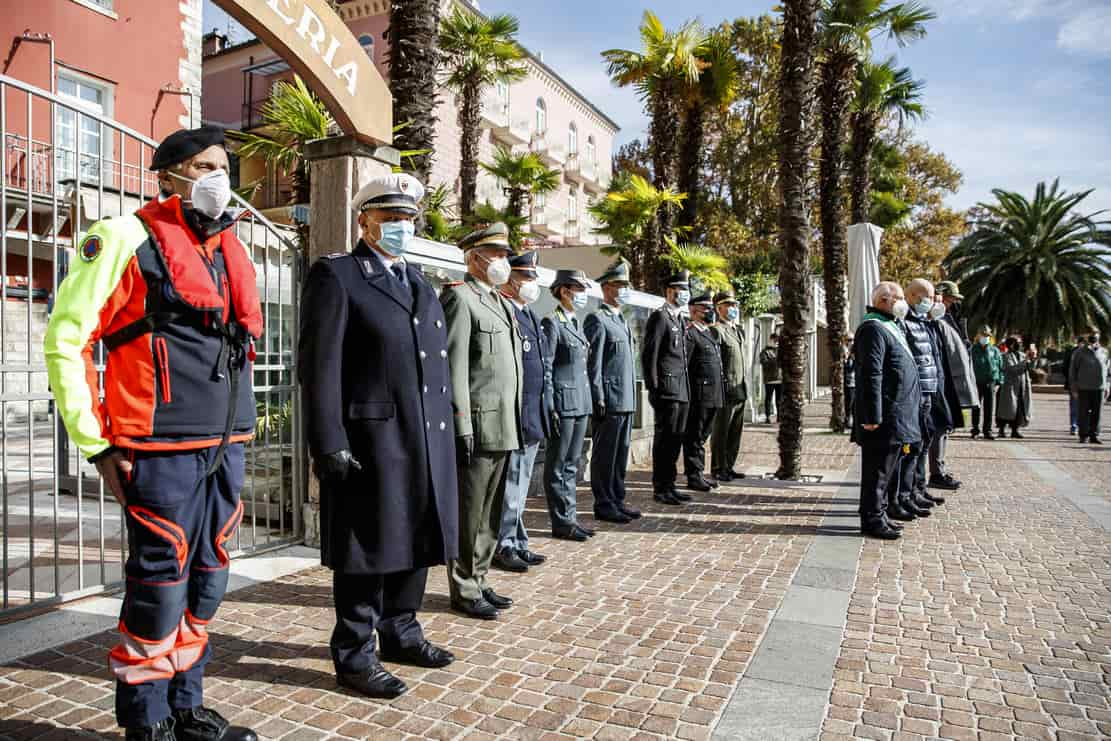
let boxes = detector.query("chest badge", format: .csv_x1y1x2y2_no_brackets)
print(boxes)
523,339,532,352
79,234,102,263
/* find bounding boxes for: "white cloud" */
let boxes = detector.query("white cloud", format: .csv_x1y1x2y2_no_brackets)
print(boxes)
1057,7,1111,57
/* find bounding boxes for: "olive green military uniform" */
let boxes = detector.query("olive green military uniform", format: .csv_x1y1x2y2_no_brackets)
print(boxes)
709,294,748,478
441,227,524,603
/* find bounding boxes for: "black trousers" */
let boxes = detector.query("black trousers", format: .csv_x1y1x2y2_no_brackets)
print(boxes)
331,568,428,674
651,399,689,492
844,384,856,429
971,382,995,433
859,443,902,529
683,404,718,479
764,383,780,420
1077,389,1104,439
590,412,633,516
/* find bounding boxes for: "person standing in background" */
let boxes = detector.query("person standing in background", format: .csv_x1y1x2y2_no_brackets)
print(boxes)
760,333,781,423
683,293,725,492
709,291,748,481
584,259,641,524
970,326,1003,440
1070,327,1110,444
843,334,856,433
1063,336,1083,435
996,336,1032,439
493,251,553,573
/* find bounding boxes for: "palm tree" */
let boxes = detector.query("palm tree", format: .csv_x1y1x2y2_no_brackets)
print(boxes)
480,146,560,219
603,12,708,288
388,0,442,183
439,9,528,219
943,181,1111,345
470,202,531,248
818,0,934,432
774,0,821,480
677,28,739,237
662,239,731,291
849,58,924,224
589,173,686,289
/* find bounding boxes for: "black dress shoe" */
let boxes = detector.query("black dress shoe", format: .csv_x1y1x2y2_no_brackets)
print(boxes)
970,429,980,439
126,719,176,741
619,505,642,519
905,501,932,517
885,518,904,531
928,475,960,491
654,491,682,505
517,549,546,565
686,476,712,492
863,525,901,540
1091,437,1103,445
173,706,258,741
493,548,529,573
337,665,408,699
576,523,596,537
983,431,996,440
451,597,499,620
887,505,915,522
728,469,746,479
911,494,935,509
1079,436,1089,443
922,492,945,505
481,588,513,609
714,471,733,482
379,640,454,668
595,510,632,524
672,488,693,502
709,477,721,489
1011,430,1024,439
552,527,588,541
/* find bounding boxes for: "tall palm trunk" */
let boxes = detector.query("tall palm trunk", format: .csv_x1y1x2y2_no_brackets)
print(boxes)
775,0,820,480
648,83,681,292
677,100,706,237
458,79,482,219
507,187,526,219
849,112,877,225
818,56,854,433
388,0,441,183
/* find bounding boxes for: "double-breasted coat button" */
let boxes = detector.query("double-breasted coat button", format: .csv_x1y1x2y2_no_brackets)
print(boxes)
420,350,427,360
440,349,447,358
441,386,447,394
435,319,443,328
423,385,428,393
439,421,446,430
426,421,430,429
413,317,420,325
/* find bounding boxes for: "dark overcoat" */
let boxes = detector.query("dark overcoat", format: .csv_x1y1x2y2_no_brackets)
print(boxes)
686,325,725,408
542,306,593,417
853,312,923,446
641,306,690,403
298,241,459,574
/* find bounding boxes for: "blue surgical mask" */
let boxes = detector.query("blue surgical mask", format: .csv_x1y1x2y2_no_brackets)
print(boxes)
377,220,414,257
915,298,933,316
726,306,739,322
571,292,589,310
675,289,691,307
979,337,990,346
616,287,631,305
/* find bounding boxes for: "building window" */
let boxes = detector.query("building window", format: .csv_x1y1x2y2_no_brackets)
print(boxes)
536,192,546,210
586,136,596,169
358,34,374,61
568,188,578,221
55,72,112,185
535,98,547,135
568,123,578,156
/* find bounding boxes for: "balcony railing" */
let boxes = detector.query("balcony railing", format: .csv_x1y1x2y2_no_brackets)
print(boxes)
564,154,598,185
4,134,158,199
530,205,565,236
480,90,509,129
493,116,531,146
530,136,567,167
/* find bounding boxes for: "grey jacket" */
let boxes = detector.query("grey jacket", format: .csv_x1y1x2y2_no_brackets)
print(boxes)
936,318,978,409
1069,345,1110,391
542,306,593,417
584,304,637,414
996,351,1031,424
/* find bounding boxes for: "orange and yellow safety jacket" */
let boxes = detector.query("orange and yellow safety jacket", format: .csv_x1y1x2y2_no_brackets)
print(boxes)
44,194,264,460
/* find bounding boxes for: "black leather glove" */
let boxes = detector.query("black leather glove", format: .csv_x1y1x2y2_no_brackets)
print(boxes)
314,449,362,484
456,434,474,468
549,411,561,431
594,404,606,423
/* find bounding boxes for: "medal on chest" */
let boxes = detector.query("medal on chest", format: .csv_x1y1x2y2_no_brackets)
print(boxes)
523,339,532,352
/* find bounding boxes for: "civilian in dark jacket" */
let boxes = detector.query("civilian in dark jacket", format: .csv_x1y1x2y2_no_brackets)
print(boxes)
896,279,951,520
493,251,554,573
854,281,921,540
843,334,856,432
642,270,693,505
1063,338,1082,435
1069,327,1110,444
759,335,781,422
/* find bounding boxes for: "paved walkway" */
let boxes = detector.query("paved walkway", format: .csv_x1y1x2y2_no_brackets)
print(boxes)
0,394,1107,740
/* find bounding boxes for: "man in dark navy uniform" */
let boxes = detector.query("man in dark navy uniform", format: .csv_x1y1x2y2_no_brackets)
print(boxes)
493,250,554,573
682,293,725,492
299,173,458,699
641,270,692,505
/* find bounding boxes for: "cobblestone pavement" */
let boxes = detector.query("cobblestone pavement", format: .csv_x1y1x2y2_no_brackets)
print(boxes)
1,394,1108,741
821,394,1111,741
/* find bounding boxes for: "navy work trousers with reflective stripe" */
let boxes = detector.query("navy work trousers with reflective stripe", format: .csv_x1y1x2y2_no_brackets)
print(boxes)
113,444,245,729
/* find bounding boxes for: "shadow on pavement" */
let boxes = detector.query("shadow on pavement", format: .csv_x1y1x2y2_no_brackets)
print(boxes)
0,719,118,740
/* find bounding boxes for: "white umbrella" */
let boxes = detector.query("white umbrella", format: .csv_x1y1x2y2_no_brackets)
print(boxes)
847,223,884,333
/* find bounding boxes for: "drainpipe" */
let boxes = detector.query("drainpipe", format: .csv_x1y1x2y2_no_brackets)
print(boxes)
152,85,195,136
17,31,55,93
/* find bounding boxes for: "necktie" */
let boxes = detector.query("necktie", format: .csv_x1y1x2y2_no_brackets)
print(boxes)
391,263,413,300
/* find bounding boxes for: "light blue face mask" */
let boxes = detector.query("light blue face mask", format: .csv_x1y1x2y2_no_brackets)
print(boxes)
377,220,415,257
915,297,933,316
675,289,691,307
726,306,740,322
571,291,589,310
616,287,631,305
979,337,990,346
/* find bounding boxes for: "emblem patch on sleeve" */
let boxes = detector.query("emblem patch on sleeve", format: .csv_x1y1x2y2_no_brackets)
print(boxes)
79,235,103,263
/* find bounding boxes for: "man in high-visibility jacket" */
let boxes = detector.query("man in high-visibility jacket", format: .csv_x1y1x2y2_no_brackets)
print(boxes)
44,126,259,741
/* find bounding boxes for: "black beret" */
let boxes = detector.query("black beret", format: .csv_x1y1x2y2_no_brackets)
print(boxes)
149,125,226,171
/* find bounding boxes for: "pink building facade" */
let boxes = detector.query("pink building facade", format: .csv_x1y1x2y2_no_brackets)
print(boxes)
201,0,617,247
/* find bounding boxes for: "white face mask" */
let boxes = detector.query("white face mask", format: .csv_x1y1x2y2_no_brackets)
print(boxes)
571,291,589,310
518,280,541,304
483,255,511,286
892,299,910,320
928,302,946,321
172,169,232,220
616,287,631,305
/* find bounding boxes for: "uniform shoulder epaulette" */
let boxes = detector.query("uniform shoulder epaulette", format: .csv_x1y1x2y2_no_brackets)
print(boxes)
321,252,349,260
443,281,463,288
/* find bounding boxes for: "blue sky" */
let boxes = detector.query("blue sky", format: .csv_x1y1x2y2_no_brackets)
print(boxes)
203,0,1111,215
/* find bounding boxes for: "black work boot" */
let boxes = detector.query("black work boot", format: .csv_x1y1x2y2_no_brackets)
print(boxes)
172,707,258,741
126,718,176,741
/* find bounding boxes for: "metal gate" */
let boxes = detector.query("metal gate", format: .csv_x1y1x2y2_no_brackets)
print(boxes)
0,73,304,619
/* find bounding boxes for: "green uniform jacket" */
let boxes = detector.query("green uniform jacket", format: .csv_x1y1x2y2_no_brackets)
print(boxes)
710,322,748,405
441,274,523,452
970,342,1004,386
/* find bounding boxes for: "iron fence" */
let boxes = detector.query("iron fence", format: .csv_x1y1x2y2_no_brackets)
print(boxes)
0,73,304,619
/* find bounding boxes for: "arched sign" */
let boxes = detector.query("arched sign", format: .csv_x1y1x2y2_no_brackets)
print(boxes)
212,0,393,144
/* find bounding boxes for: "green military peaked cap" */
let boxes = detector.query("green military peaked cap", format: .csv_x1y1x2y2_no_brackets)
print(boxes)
713,290,737,305
551,268,591,290
458,222,512,252
596,257,631,285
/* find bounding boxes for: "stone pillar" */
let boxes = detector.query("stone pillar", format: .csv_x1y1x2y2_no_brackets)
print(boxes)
300,135,399,548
